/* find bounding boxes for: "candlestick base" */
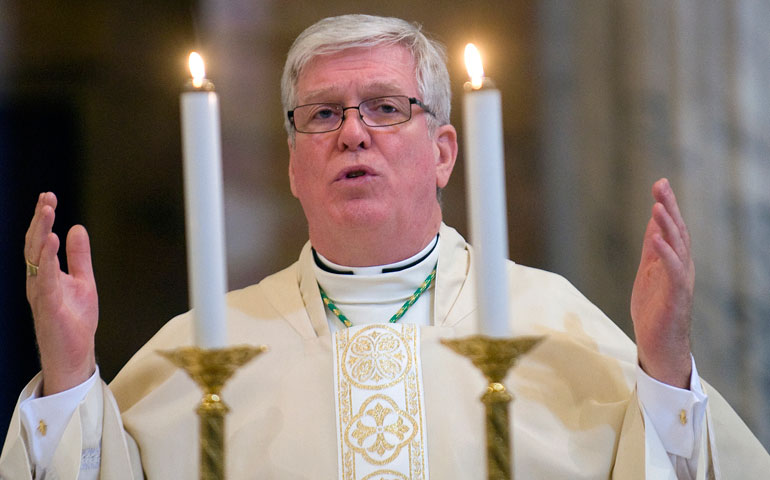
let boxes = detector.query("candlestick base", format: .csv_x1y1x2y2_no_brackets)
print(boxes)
441,334,544,480
158,345,268,480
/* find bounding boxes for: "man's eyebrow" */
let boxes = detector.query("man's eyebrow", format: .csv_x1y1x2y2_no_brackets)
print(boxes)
301,87,339,103
359,81,404,96
300,81,407,104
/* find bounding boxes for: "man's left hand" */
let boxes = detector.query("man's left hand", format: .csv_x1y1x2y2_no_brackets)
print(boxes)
631,178,695,389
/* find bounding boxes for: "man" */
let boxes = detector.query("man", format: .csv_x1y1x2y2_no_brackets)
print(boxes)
2,14,768,480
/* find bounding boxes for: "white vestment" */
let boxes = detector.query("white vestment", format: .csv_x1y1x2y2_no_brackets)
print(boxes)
1,224,768,479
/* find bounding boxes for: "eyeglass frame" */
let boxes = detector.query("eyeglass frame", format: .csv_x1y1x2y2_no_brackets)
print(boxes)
287,95,435,134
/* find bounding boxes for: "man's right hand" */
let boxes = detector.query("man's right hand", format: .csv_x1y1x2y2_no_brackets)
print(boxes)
24,192,98,396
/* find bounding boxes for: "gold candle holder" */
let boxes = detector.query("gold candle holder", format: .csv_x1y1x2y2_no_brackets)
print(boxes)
441,335,543,480
159,345,268,480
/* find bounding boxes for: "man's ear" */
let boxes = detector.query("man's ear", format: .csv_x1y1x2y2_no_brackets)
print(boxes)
434,124,458,189
288,136,299,198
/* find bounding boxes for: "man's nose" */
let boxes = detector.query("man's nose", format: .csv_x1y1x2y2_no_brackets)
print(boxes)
337,107,370,150
340,106,366,127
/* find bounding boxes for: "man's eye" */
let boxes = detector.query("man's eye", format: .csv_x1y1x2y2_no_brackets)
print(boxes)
364,100,403,117
313,107,337,120
376,103,398,114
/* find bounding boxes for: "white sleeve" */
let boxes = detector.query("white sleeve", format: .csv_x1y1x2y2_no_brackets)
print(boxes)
636,356,708,480
19,368,102,480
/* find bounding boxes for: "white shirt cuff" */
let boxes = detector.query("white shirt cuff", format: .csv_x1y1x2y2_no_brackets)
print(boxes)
636,356,708,459
19,367,100,470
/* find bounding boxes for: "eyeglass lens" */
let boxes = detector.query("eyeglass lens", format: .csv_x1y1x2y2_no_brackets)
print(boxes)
292,96,413,133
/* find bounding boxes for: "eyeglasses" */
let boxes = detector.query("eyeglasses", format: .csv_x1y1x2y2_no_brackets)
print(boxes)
287,95,434,134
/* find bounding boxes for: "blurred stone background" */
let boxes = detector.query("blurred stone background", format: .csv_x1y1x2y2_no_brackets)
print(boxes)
1,0,767,450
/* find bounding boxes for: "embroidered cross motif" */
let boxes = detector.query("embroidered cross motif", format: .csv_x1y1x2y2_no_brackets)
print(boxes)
347,330,408,385
334,324,428,478
345,394,417,465
352,402,412,457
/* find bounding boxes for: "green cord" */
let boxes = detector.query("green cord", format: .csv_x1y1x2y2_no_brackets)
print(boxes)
319,263,437,328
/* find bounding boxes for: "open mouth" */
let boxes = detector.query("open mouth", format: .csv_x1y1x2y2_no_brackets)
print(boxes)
337,166,374,181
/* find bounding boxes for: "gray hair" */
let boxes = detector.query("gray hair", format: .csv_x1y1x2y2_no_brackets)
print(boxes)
281,14,451,139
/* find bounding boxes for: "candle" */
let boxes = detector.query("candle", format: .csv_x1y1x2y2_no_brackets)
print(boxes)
462,43,511,338
180,51,228,348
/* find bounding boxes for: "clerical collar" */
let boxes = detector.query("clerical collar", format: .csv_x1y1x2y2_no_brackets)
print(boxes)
312,235,439,275
313,235,440,311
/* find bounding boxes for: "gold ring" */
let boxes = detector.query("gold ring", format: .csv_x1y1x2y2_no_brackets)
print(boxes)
26,258,39,277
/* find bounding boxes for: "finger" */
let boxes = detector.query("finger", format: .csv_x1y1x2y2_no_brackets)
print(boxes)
26,206,55,265
27,232,62,307
35,233,62,293
652,202,687,261
25,193,58,264
638,216,660,264
650,233,684,278
29,193,58,229
24,194,44,256
66,225,94,280
39,191,58,211
652,179,691,248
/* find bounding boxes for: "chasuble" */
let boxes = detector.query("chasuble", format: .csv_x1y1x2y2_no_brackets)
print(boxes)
2,224,768,479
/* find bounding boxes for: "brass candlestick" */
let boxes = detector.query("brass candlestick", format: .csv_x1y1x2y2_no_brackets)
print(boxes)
441,335,543,480
159,345,268,480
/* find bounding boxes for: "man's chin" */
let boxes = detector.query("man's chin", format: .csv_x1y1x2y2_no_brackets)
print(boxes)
312,198,389,229
336,203,390,227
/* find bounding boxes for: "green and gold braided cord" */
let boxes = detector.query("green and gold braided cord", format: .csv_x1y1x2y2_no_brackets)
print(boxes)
319,290,353,328
319,263,437,328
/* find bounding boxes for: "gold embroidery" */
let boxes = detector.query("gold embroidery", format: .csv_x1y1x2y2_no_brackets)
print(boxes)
405,326,427,477
345,394,417,465
680,409,688,425
408,375,423,476
343,326,411,390
352,403,403,452
37,420,47,436
407,372,418,416
335,325,427,479
338,329,355,480
361,470,409,480
343,450,355,480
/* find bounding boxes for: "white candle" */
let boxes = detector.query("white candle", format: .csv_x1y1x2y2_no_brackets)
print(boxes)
462,44,511,338
180,52,228,348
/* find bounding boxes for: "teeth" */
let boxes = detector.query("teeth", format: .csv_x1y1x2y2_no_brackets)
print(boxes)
346,171,365,178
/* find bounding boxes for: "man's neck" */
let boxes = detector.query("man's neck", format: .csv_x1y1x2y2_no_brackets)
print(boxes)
308,217,441,267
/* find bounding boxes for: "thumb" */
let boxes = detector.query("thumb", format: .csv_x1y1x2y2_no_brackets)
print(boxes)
66,225,94,280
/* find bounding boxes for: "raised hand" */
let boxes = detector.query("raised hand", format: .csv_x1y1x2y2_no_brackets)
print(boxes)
24,192,99,396
630,179,695,389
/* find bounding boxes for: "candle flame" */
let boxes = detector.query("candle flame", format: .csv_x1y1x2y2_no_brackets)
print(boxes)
464,43,484,90
189,51,206,88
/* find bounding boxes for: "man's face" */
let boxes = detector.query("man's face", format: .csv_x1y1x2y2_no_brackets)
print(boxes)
288,44,456,251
